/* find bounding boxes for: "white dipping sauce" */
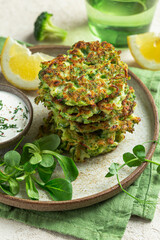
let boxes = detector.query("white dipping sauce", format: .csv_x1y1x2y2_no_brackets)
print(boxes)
0,91,29,142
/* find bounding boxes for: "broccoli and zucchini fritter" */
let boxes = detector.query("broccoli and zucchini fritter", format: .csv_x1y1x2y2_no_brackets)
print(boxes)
35,41,140,162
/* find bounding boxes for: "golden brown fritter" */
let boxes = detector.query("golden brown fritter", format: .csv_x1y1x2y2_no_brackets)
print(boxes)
35,40,140,161
38,41,129,106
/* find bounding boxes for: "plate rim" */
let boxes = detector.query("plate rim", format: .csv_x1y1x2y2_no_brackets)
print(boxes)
0,45,159,211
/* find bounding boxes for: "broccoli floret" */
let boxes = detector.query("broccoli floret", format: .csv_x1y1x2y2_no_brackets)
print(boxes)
34,12,67,41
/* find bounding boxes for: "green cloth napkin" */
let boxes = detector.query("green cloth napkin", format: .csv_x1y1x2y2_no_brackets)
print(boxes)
0,67,160,240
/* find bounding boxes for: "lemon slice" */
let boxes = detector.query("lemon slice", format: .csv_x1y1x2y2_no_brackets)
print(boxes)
1,37,53,90
127,32,160,71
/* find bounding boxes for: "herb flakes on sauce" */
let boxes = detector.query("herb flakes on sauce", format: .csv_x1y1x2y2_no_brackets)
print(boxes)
0,91,29,141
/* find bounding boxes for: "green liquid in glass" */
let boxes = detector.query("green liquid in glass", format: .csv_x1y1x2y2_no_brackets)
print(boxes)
86,0,157,47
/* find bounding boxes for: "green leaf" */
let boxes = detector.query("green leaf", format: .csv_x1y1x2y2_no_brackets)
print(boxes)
29,152,42,165
4,150,21,167
38,163,56,183
8,178,19,195
133,145,146,160
105,163,120,177
4,166,17,175
40,154,55,168
16,174,27,182
52,152,78,182
43,178,72,201
0,170,8,182
21,143,40,164
23,162,36,173
0,183,13,196
105,172,115,178
157,165,160,174
24,143,40,153
109,162,119,174
123,152,141,167
25,175,39,200
14,170,24,179
21,145,32,164
34,134,60,151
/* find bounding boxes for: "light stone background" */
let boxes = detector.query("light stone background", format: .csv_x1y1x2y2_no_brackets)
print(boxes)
0,0,160,239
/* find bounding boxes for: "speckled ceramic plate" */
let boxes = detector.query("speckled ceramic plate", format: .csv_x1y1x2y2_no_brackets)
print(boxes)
0,45,158,211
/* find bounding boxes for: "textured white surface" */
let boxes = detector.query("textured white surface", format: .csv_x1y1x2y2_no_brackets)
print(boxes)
0,0,160,239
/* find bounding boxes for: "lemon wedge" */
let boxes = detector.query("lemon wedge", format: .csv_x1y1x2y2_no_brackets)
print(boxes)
127,32,160,71
0,37,53,90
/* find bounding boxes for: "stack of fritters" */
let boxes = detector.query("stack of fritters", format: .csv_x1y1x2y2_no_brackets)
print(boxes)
35,41,140,162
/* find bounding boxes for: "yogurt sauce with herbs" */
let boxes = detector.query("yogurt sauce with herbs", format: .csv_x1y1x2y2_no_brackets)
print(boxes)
0,91,29,142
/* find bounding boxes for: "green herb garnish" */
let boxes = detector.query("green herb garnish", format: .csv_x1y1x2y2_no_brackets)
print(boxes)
23,112,28,120
13,105,23,114
0,122,17,136
17,129,23,133
0,134,79,201
0,117,6,124
25,106,29,114
11,115,15,120
106,141,159,204
0,124,17,130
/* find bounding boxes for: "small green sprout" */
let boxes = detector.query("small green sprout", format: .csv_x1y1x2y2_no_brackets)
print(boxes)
106,141,159,204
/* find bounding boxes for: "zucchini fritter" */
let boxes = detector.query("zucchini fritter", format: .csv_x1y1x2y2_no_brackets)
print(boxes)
35,41,140,162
